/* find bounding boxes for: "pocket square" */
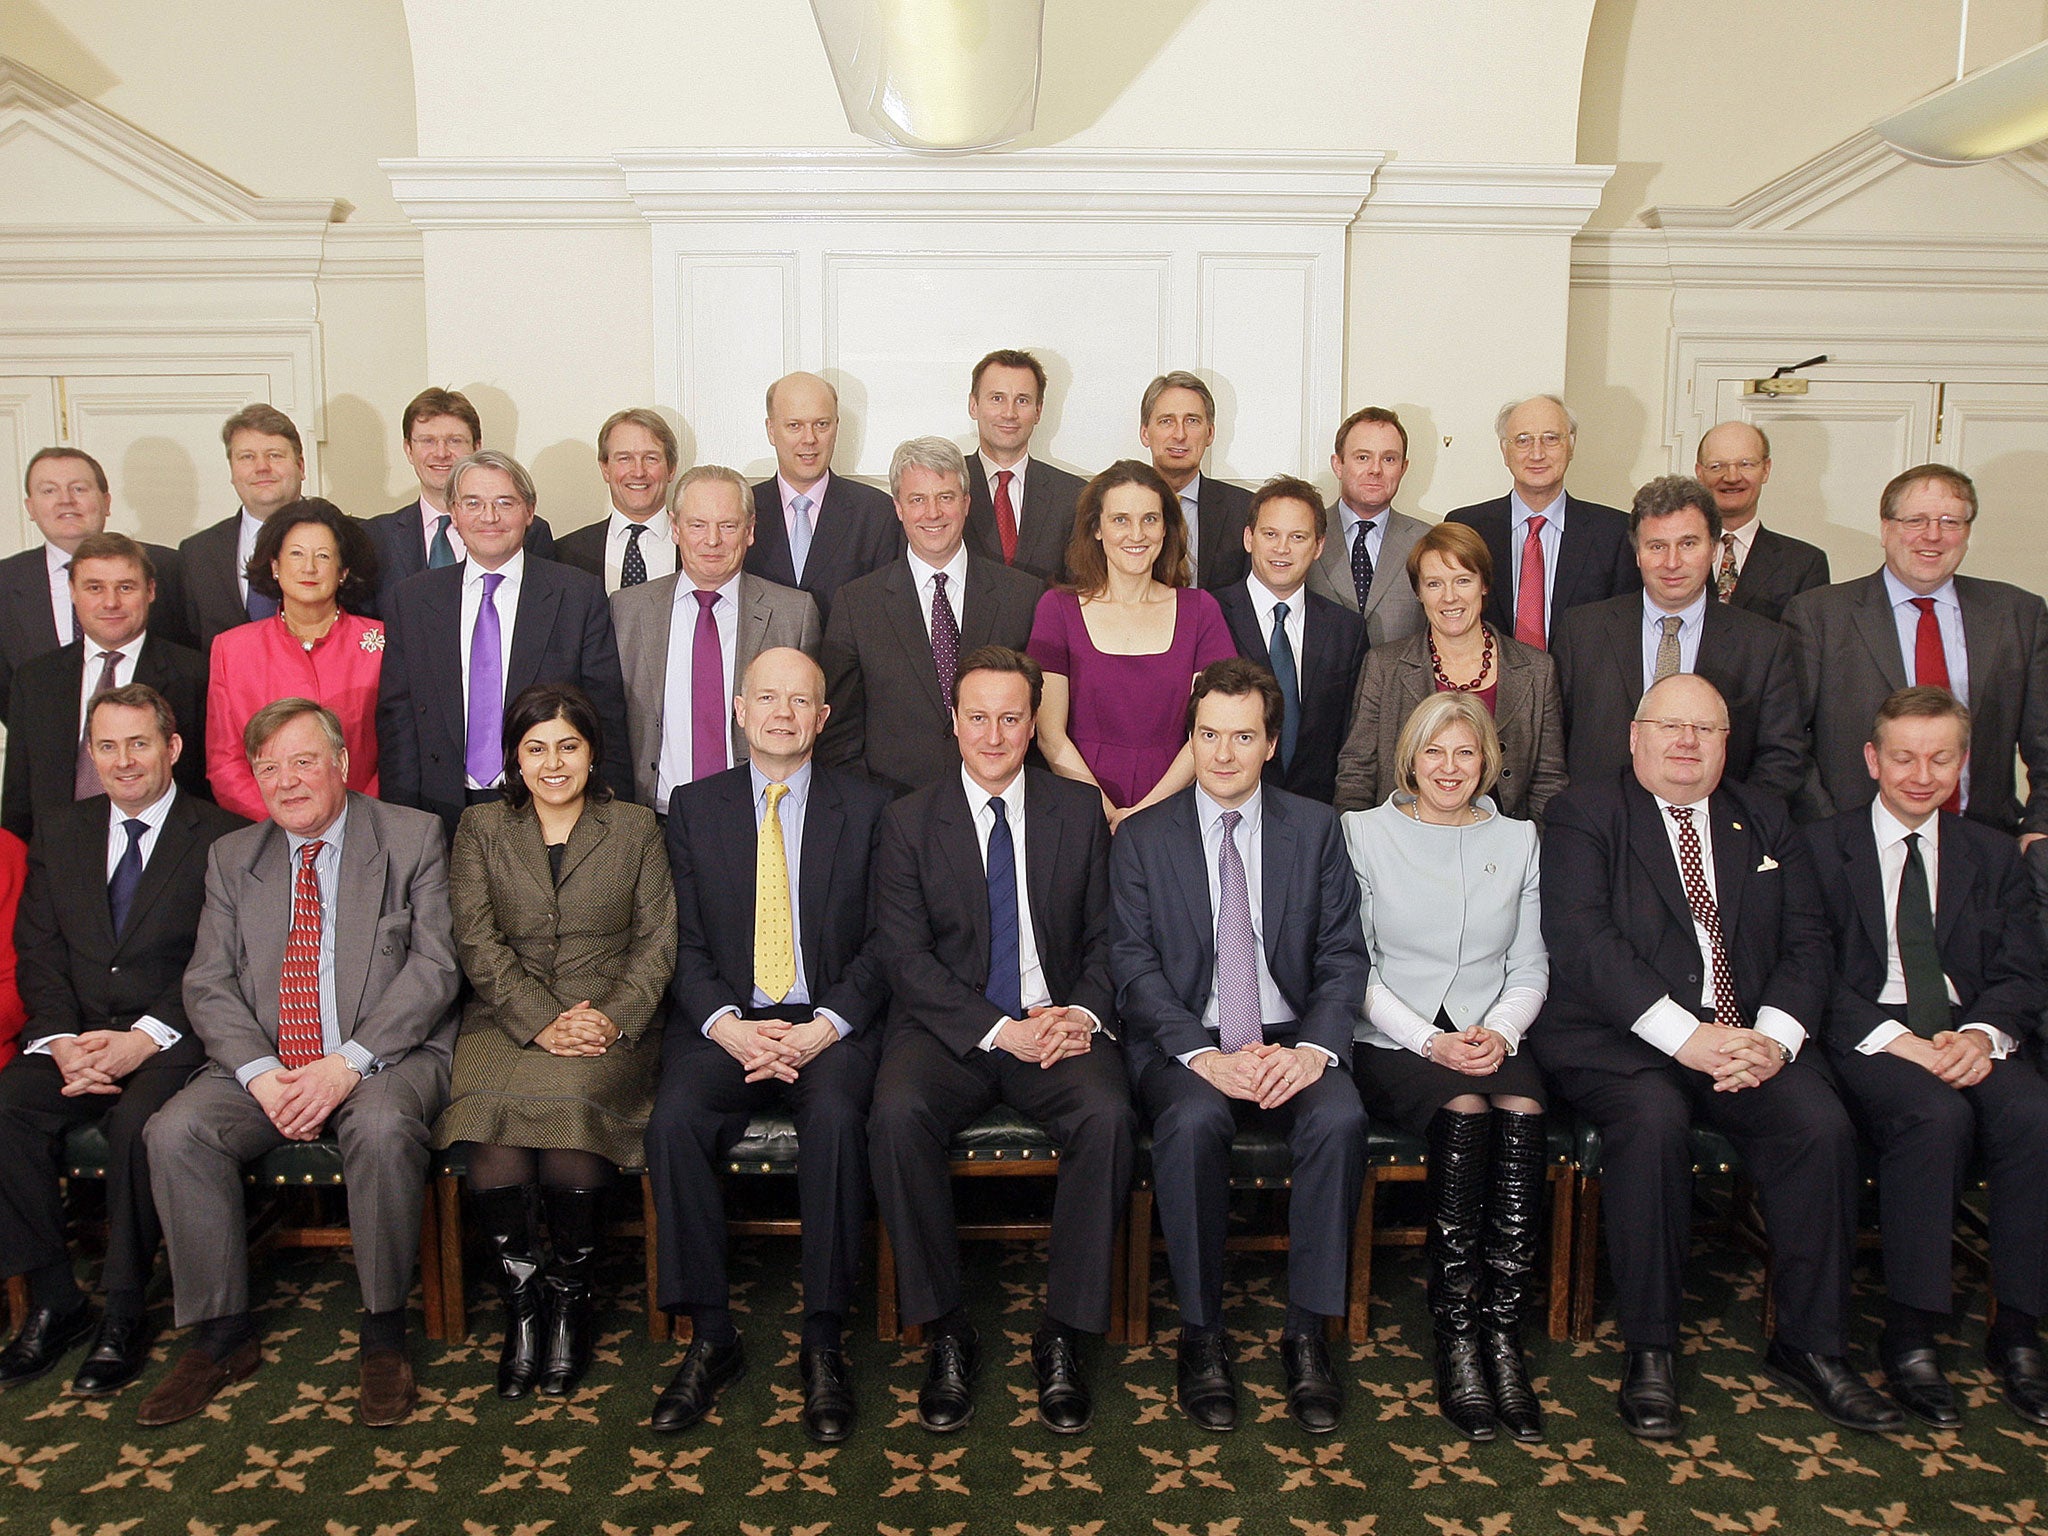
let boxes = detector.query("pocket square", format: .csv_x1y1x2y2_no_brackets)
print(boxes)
1756,855,1780,872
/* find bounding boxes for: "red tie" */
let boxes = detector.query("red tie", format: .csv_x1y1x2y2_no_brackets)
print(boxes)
1514,514,1548,649
277,841,326,1069
992,469,1019,566
1911,597,1964,814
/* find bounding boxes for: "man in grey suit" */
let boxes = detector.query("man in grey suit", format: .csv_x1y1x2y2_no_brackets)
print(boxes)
1694,422,1830,624
962,349,1089,584
613,465,822,810
139,699,460,1428
1306,407,1428,648
1786,463,2048,845
1140,372,1251,591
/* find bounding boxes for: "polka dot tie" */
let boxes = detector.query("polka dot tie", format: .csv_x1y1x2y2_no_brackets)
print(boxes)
754,784,796,1004
1667,806,1744,1028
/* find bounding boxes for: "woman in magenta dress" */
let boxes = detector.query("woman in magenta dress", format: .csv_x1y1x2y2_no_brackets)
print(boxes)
1028,460,1236,826
206,499,385,820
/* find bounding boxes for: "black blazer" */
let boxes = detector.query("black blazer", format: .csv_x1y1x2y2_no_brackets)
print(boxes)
874,766,1115,1057
13,788,246,1067
1727,525,1830,625
0,544,187,717
1192,476,1253,591
665,763,893,1042
1551,593,1808,799
965,455,1087,584
376,557,632,833
1,634,210,842
819,555,1045,796
745,474,903,626
1109,785,1368,1072
1445,493,1639,639
356,501,557,620
550,518,614,584
1806,807,2048,1053
1213,580,1367,804
1535,771,1831,1074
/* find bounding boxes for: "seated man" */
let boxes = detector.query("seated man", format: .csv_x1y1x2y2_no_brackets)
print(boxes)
0,685,243,1396
648,647,892,1441
1807,686,2048,1428
1532,673,1901,1439
869,646,1138,1435
1110,658,1369,1433
140,699,460,1427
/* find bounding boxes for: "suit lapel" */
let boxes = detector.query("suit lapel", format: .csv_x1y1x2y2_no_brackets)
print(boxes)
1312,537,1355,612
734,575,774,679
1021,774,1063,982
1259,793,1298,973
555,799,611,889
882,562,948,720
425,570,467,760
504,804,556,908
1626,781,1697,938
1165,793,1215,979
1707,792,1749,938
748,481,796,587
933,779,990,972
798,772,844,977
505,564,561,699
1,555,60,651
1476,502,1515,624
1841,815,1891,967
1366,515,1417,624
1552,496,1596,612
393,503,427,578
1219,583,1270,667
1851,573,1910,693
1934,813,1966,948
246,824,292,1025
1956,580,2006,773
334,802,388,1033
116,794,196,951
1601,599,1645,712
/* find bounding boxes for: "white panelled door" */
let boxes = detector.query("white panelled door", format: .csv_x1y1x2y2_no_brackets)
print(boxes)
0,379,63,556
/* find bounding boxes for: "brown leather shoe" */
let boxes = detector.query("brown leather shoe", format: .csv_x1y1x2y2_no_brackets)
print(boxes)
358,1346,418,1427
136,1339,260,1426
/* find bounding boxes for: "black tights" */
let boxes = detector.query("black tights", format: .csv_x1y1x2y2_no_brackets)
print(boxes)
466,1142,615,1192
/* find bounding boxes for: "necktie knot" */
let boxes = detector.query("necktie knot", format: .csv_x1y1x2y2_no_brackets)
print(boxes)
1911,596,1937,617
995,470,1012,491
988,795,1006,825
1666,804,1692,829
694,588,718,613
792,494,813,517
98,649,119,667
933,571,947,593
299,839,324,870
1272,601,1289,624
1526,514,1547,536
764,781,787,813
1220,808,1242,835
481,571,503,599
1660,615,1680,636
123,817,147,841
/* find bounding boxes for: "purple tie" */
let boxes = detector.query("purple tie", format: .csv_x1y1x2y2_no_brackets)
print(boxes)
1215,808,1263,1052
465,572,505,786
692,589,725,782
75,649,123,799
930,571,960,708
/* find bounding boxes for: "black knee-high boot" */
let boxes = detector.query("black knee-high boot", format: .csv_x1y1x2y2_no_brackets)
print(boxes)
1428,1109,1498,1441
1480,1110,1546,1442
472,1184,545,1400
537,1187,605,1397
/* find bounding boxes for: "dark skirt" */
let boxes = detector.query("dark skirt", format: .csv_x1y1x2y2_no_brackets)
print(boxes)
1354,1040,1548,1138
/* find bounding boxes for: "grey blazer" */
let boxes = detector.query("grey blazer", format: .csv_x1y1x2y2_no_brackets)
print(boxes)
1306,507,1430,649
1331,624,1567,823
611,571,822,808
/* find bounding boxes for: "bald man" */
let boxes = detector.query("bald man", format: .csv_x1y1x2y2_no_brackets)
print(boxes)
1693,422,1829,624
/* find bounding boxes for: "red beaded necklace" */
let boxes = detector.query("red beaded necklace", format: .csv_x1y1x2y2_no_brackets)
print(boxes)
1428,626,1495,693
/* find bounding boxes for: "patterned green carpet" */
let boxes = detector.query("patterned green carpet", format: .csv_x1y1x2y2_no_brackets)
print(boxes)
2,1196,2042,1536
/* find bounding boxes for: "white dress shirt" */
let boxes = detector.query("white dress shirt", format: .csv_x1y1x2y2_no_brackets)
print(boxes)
234,508,265,608
1507,491,1567,625
1884,568,1973,810
909,545,970,642
1639,589,1708,690
76,633,146,733
964,768,1101,1049
979,451,1030,510
459,550,525,790
604,510,677,593
42,542,73,645
655,570,743,805
1245,572,1308,662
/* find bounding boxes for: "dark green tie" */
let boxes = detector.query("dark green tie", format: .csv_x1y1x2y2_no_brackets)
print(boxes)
1898,831,1949,1039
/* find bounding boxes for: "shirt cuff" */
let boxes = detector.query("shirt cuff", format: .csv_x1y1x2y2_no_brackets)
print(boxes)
1177,1045,1219,1067
1302,1042,1340,1067
131,1016,182,1052
815,1009,852,1040
1630,996,1703,1058
978,1018,1008,1053
24,1032,77,1057
236,1054,285,1088
338,1041,378,1077
1069,1007,1103,1036
1856,1020,1910,1055
1752,1007,1806,1062
700,1006,741,1038
1961,1022,2016,1059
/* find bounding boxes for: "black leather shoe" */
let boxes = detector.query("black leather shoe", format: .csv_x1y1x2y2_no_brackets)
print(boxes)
0,1303,98,1389
1031,1329,1092,1434
1763,1341,1903,1434
799,1345,855,1444
1176,1328,1238,1432
916,1326,979,1433
650,1334,746,1433
1882,1345,1960,1428
68,1315,156,1398
1989,1342,2048,1427
1281,1332,1343,1434
1617,1346,1681,1440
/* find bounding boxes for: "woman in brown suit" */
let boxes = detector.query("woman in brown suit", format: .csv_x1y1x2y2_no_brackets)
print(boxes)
434,684,676,1400
1332,521,1567,822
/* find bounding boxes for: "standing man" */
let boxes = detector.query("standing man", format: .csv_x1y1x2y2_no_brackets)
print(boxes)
1445,395,1637,649
1139,372,1251,590
821,438,1043,796
963,349,1088,583
647,647,893,1441
745,372,902,623
1786,464,2048,843
140,699,460,1426
1551,476,1807,799
1110,659,1370,1433
1806,686,2048,1428
613,466,821,810
1532,673,1899,1439
1694,422,1830,623
869,647,1137,1435
554,409,681,592
1307,407,1428,647
377,451,631,834
178,405,306,654
1213,479,1366,804
0,685,243,1397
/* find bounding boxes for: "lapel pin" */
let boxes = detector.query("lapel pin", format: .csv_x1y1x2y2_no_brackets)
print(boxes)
1731,821,1743,831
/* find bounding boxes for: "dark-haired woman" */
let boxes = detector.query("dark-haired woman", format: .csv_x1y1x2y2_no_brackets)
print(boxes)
433,684,675,1399
206,498,386,820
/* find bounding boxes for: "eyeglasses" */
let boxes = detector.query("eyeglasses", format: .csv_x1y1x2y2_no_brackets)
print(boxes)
455,495,525,516
1506,432,1568,455
1885,515,1971,536
1698,459,1764,476
1637,718,1730,739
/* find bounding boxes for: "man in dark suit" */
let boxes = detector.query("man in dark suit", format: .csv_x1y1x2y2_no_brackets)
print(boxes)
140,699,460,1427
377,450,631,834
1305,406,1429,647
1695,422,1829,623
1532,672,1900,1438
553,408,680,592
962,349,1088,583
821,438,1044,796
0,685,242,1397
1140,371,1251,590
1552,475,1807,799
1214,478,1366,804
178,404,306,654
1806,686,2048,1429
745,372,902,623
1446,394,1638,649
868,646,1137,1435
647,647,892,1441
1786,463,2048,844
3,533,208,841
1,447,186,717
1111,658,1369,1433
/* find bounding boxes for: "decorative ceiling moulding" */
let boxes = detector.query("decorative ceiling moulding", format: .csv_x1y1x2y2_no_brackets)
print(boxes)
1355,161,1614,235
378,159,636,228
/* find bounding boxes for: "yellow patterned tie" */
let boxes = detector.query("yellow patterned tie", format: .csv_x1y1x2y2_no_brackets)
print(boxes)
755,782,796,1003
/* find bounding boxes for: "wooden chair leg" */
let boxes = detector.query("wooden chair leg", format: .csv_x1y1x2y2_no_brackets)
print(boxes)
1571,1173,1602,1343
435,1173,466,1342
1108,1202,1130,1345
4,1275,26,1336
1126,1188,1154,1347
1348,1170,1378,1344
1546,1165,1575,1342
418,1197,445,1343
641,1176,668,1343
875,1220,900,1343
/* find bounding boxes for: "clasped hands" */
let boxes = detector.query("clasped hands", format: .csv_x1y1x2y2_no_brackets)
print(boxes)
47,1029,160,1097
994,1006,1095,1069
710,1013,839,1084
535,1001,619,1058
1675,1022,1786,1093
1426,1025,1508,1077
249,1054,361,1140
1887,1027,1993,1088
1192,1041,1327,1109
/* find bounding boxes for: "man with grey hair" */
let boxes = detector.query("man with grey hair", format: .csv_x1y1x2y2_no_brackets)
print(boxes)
1139,371,1252,590
555,408,682,593
1446,394,1636,650
820,436,1044,794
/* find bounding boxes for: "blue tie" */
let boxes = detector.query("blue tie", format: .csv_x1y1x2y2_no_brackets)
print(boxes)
245,585,279,621
984,796,1023,1020
108,817,147,936
1269,600,1300,771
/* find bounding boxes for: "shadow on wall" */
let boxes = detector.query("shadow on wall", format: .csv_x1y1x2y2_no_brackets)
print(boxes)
531,439,600,533
118,436,201,545
322,393,397,518
7,0,120,99
1573,384,1649,507
1023,0,1213,144
1574,0,1661,228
